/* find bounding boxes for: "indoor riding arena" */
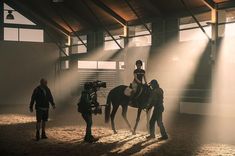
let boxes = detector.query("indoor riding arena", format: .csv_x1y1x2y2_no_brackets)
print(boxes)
1,0,235,156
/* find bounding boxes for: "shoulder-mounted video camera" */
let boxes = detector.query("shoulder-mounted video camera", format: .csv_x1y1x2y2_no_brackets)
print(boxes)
84,80,106,92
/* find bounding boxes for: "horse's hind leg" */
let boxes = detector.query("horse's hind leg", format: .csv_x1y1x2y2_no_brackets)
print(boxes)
110,105,119,134
122,106,133,133
133,108,142,135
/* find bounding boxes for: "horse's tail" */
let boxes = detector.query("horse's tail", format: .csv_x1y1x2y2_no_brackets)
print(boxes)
105,91,112,123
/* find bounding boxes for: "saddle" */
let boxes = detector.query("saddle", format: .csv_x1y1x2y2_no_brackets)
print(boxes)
124,86,132,97
125,84,151,109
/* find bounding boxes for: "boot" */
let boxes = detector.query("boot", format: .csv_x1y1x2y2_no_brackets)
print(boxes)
36,130,40,141
41,131,48,139
146,134,155,139
158,135,168,141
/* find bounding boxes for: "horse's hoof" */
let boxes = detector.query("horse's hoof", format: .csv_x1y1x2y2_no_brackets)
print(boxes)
132,131,136,135
113,131,117,134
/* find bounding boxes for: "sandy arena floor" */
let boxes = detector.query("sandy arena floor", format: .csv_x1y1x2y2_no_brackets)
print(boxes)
1,112,235,156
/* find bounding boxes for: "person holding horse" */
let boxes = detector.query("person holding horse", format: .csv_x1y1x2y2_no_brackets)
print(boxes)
146,79,168,140
130,60,147,104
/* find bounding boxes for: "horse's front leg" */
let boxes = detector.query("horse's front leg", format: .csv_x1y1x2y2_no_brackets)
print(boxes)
122,105,133,133
133,108,142,135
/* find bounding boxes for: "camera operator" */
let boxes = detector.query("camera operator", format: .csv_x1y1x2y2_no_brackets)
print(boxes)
77,82,101,143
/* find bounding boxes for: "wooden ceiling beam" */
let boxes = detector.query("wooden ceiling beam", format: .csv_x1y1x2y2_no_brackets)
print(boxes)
90,0,127,26
202,0,216,10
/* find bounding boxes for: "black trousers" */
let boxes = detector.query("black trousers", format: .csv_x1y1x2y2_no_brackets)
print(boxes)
82,113,92,138
149,107,167,137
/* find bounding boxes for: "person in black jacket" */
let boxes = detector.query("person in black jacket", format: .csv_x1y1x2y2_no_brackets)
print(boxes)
29,78,55,141
77,82,100,143
146,79,168,140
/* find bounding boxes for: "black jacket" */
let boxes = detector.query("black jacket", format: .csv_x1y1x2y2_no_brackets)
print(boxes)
78,90,99,114
30,85,55,109
147,87,164,111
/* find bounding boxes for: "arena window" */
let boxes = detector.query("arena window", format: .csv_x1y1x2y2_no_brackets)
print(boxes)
19,29,43,42
128,23,152,47
61,61,69,69
119,62,125,70
78,61,97,69
71,35,87,54
104,28,124,50
218,8,235,38
3,3,44,42
98,61,116,69
4,27,44,42
4,27,18,41
179,12,211,42
222,22,235,37
104,35,124,50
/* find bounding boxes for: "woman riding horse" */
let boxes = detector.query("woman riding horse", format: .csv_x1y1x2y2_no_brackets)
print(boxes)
130,60,147,104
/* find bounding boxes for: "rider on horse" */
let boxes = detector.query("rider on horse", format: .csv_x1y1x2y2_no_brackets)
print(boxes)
129,60,147,106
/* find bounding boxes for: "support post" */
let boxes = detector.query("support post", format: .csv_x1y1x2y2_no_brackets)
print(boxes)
210,7,218,63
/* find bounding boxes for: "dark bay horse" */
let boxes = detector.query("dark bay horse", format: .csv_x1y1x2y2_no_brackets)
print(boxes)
105,84,151,134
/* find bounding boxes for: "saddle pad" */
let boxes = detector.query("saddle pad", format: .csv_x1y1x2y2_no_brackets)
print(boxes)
124,87,132,97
